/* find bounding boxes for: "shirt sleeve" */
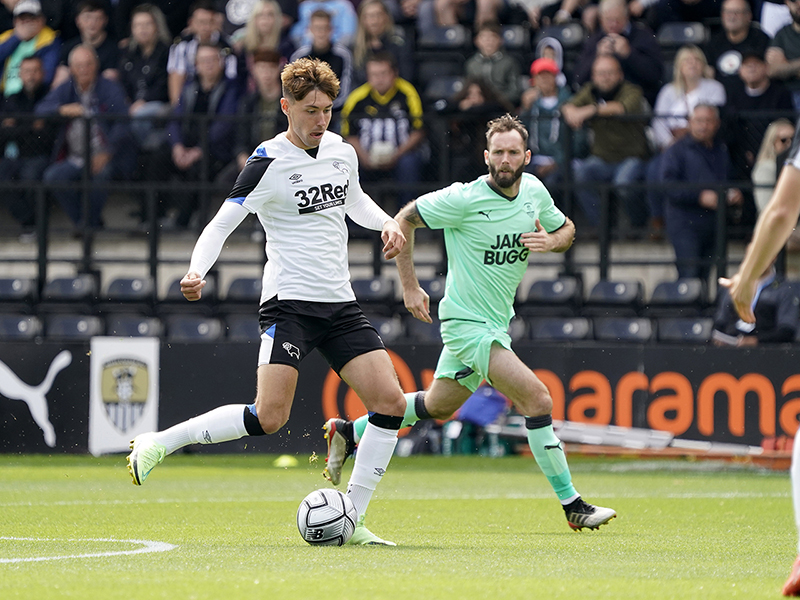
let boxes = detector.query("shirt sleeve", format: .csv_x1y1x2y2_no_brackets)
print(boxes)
416,182,467,230
188,201,249,278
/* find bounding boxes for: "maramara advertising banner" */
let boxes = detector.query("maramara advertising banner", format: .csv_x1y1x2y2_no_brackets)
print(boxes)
89,337,159,456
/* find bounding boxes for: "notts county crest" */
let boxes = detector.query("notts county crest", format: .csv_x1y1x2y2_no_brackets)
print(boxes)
101,358,149,433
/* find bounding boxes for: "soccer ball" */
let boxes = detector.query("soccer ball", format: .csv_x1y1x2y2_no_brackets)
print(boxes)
296,488,357,546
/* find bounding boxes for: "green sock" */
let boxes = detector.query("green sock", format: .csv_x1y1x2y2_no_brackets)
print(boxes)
526,417,578,502
353,392,420,442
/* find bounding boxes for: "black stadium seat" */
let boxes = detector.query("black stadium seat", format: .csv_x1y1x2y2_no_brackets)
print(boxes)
39,274,98,314
106,314,163,337
645,278,706,318
583,280,644,317
657,317,714,343
165,315,223,342
594,317,654,342
528,317,592,341
98,277,155,316
519,276,582,317
45,314,104,340
370,316,405,345
352,277,396,316
0,314,42,340
0,278,37,314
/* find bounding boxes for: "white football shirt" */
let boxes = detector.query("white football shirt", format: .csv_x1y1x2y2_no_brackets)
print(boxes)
226,130,387,304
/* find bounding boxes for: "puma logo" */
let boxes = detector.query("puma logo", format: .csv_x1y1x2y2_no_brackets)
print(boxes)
0,350,72,447
478,210,492,220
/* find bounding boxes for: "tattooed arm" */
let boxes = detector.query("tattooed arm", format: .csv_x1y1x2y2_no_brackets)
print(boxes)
394,200,432,323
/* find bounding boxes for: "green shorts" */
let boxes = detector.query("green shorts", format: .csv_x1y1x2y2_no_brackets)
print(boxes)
434,319,513,393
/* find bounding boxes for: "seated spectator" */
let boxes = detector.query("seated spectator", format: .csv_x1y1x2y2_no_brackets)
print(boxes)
341,51,426,214
0,55,54,237
561,54,650,231
289,0,357,47
712,264,799,346
752,118,795,212
441,77,512,182
660,104,742,281
164,42,239,228
36,44,134,229
352,0,413,88
573,0,663,107
767,0,800,109
290,9,353,111
167,0,240,106
534,35,567,88
725,49,793,181
217,48,287,186
117,3,171,151
705,0,769,89
0,0,59,96
464,21,522,107
52,0,119,89
520,57,587,195
647,45,725,237
235,0,295,63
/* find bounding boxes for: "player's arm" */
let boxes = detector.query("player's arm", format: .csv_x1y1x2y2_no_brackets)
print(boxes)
521,217,575,253
346,189,406,259
394,200,432,323
181,201,249,301
720,165,800,323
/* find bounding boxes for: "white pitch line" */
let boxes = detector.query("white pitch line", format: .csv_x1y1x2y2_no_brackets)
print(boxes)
0,537,177,564
0,490,791,508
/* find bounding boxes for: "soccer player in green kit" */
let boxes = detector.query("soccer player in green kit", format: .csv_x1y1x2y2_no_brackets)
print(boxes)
324,114,616,531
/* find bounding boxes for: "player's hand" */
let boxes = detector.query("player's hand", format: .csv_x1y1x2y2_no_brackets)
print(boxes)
381,219,406,260
718,274,756,324
180,271,206,301
521,219,553,252
404,286,431,323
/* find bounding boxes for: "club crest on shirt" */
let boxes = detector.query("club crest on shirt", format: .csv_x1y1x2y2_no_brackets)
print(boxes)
331,161,349,175
524,202,536,218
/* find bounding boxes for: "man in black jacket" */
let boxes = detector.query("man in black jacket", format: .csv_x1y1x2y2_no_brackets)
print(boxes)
0,55,54,236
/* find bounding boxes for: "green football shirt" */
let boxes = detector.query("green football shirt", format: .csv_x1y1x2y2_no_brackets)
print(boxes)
416,173,566,328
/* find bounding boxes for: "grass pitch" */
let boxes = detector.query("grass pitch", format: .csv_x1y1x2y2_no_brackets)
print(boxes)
0,453,793,600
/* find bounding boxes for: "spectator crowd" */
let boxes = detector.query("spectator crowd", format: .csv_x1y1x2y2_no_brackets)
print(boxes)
0,0,797,281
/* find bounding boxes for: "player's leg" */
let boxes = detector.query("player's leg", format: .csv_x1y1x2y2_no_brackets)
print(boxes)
782,428,800,596
337,349,406,545
323,379,468,485
127,364,297,485
128,303,302,485
487,343,616,531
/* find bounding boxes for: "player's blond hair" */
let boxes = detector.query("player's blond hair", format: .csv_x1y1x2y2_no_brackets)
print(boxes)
281,57,340,102
485,114,529,147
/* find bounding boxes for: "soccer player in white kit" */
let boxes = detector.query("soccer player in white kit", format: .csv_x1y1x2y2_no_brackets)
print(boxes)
720,122,800,595
126,58,406,546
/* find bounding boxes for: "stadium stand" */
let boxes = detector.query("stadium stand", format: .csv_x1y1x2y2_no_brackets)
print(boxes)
106,314,163,338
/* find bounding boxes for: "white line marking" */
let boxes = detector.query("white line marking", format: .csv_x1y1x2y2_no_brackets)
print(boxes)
0,537,177,563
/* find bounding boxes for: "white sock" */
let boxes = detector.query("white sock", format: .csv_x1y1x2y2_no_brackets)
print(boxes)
151,404,249,455
792,428,800,553
346,421,398,518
